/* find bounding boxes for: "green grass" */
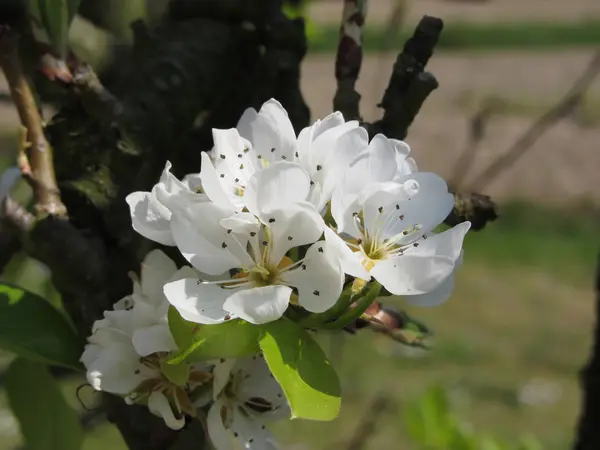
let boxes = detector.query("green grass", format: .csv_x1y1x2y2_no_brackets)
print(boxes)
308,20,600,53
0,201,597,449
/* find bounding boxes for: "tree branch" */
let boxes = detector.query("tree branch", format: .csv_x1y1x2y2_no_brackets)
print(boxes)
366,15,443,140
574,250,600,450
469,50,600,192
0,29,67,217
333,0,367,121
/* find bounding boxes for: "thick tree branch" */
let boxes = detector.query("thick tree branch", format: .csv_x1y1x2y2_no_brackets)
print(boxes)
574,251,600,450
444,192,498,231
0,30,67,217
366,16,443,140
333,0,367,121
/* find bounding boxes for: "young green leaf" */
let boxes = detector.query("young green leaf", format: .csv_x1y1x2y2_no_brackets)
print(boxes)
0,283,83,370
5,359,84,450
167,307,259,363
259,318,341,421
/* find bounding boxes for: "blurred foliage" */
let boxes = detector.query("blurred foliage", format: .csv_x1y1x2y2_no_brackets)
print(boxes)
306,21,600,53
405,385,543,450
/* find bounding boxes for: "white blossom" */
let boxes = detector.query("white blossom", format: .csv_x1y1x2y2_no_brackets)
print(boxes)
326,137,470,306
164,162,344,325
206,357,289,450
126,161,208,245
81,250,212,429
201,98,368,213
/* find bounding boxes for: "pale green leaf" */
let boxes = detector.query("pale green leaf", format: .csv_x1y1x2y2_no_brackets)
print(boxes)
5,358,84,450
259,318,341,421
167,307,259,363
38,0,70,57
0,282,83,370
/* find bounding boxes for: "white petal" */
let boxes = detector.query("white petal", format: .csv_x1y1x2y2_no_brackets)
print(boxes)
220,213,261,235
163,278,235,324
236,99,297,163
132,324,177,357
370,222,470,295
212,359,237,400
80,343,101,369
0,166,20,200
231,407,280,450
170,202,250,275
125,191,175,246
154,161,207,212
370,254,455,296
296,111,347,171
207,401,236,450
385,172,455,236
280,241,344,313
323,227,370,279
200,152,239,210
148,391,185,430
243,161,310,216
140,249,178,301
223,286,291,325
212,128,260,186
234,358,290,421
404,265,456,307
265,202,325,266
86,344,147,394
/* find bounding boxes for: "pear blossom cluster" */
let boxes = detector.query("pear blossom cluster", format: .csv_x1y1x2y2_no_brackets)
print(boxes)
82,99,470,449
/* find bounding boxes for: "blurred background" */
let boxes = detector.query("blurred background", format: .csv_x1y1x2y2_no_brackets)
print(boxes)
1,0,599,449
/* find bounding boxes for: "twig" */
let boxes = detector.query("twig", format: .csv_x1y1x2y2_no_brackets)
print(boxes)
345,391,393,450
333,0,367,121
450,103,495,191
0,30,67,217
468,50,600,192
366,16,443,140
574,250,600,450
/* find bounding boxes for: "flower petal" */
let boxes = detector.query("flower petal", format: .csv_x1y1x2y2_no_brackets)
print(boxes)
86,344,148,394
231,407,280,450
404,257,460,307
148,391,185,430
370,223,470,295
154,161,207,212
223,286,291,325
243,161,311,217
236,99,297,164
132,324,177,357
323,227,371,279
140,249,178,301
170,202,250,275
207,401,236,450
280,241,344,313
126,191,175,246
212,358,237,400
163,278,235,324
265,202,325,266
200,152,239,210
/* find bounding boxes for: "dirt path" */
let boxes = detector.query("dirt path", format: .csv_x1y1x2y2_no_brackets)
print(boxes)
302,50,600,206
309,0,600,25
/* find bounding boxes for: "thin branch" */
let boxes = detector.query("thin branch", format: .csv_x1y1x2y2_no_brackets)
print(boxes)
574,250,600,450
366,16,443,140
333,0,367,121
0,29,67,217
469,50,600,192
345,391,393,450
0,197,35,235
449,103,496,191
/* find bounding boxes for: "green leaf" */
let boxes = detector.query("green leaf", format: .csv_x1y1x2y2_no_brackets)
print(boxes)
35,0,81,57
404,385,454,448
5,358,84,450
167,307,259,363
0,282,83,370
258,318,341,421
160,360,189,387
